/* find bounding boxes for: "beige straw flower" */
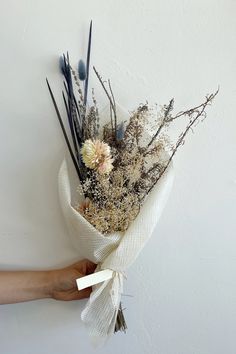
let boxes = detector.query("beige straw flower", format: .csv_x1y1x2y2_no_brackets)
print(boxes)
81,139,113,174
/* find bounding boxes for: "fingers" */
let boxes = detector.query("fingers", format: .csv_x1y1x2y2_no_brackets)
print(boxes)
69,259,97,275
55,285,92,301
85,260,97,275
66,287,92,301
78,287,92,299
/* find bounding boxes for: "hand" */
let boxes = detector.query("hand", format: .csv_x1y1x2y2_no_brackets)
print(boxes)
49,259,97,301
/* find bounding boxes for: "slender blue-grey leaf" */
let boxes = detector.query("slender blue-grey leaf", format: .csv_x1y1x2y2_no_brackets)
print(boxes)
46,78,82,181
63,80,83,146
62,89,77,154
62,66,80,164
84,20,92,106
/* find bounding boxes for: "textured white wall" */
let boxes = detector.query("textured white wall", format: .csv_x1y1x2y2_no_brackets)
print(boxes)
0,1,235,353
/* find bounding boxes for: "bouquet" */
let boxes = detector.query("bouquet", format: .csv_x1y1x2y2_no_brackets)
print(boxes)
46,22,218,338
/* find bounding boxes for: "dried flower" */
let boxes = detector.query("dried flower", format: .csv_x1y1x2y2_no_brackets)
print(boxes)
78,197,91,214
81,139,113,174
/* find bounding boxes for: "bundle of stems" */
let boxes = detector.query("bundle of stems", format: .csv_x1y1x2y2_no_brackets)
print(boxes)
46,21,128,333
46,22,218,334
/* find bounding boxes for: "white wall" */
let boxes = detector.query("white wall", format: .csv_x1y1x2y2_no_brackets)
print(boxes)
0,1,235,353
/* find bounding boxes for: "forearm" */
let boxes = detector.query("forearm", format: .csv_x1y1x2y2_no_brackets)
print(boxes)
0,260,95,305
0,270,52,304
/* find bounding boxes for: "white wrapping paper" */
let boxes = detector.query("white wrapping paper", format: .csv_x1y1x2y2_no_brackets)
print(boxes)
58,154,174,338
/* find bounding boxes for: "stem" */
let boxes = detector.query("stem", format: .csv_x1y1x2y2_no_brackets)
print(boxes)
46,78,82,181
147,98,174,148
93,66,118,140
141,89,219,201
108,79,117,137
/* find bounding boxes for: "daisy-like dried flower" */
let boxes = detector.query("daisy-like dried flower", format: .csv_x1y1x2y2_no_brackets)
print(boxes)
81,139,113,174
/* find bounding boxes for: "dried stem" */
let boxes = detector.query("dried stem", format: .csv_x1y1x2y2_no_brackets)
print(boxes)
142,89,219,200
108,79,117,134
114,303,127,333
147,98,174,148
167,88,219,122
93,66,118,140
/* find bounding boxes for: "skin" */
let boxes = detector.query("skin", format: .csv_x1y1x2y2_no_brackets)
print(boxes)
0,259,96,305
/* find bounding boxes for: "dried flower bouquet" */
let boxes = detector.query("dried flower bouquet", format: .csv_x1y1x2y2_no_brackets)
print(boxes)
47,22,218,338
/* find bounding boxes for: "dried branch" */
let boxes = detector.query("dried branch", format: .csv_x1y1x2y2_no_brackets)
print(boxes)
108,79,117,135
93,66,118,140
147,98,174,148
167,87,219,122
142,89,219,200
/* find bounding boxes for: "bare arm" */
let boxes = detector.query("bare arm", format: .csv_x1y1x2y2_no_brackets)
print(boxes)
0,259,96,305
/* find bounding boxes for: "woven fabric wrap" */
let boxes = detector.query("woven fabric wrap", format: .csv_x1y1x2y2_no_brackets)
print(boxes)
58,158,174,338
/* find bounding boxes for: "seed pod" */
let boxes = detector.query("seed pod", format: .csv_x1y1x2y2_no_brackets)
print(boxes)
59,55,66,74
116,121,125,141
78,59,87,81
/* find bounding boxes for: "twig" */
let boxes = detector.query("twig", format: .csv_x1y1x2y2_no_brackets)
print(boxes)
93,66,118,140
147,98,174,148
108,79,117,135
167,87,219,122
110,103,114,132
142,89,219,200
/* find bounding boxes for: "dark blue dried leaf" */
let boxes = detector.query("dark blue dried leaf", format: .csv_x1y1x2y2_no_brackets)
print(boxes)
84,20,92,106
46,78,82,181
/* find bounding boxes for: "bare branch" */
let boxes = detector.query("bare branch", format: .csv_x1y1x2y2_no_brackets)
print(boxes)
108,79,117,136
141,88,219,201
167,88,219,122
93,66,117,140
147,98,174,148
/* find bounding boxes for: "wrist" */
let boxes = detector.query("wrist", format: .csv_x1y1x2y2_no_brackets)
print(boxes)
33,270,55,299
44,270,57,299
